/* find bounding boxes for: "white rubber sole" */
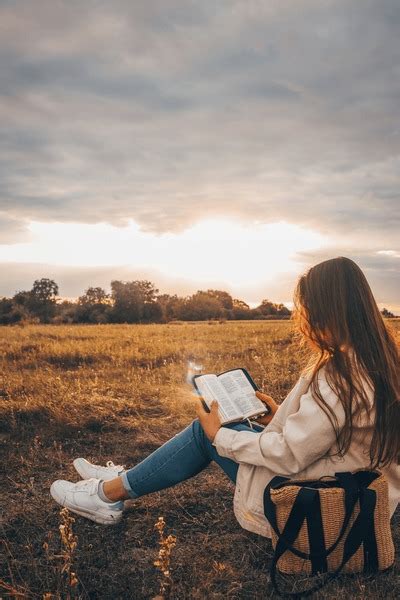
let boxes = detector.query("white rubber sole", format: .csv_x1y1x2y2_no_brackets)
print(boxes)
50,482,123,525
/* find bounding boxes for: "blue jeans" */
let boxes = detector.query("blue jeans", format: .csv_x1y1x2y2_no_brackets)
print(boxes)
121,419,263,498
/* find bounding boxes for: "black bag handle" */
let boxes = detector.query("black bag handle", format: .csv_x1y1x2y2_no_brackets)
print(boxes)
263,471,379,597
263,471,359,561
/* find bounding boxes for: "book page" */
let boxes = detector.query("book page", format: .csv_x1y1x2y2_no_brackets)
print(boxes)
218,369,266,418
194,375,241,423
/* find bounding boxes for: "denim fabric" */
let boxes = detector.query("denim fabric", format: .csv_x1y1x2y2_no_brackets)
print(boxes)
121,419,263,498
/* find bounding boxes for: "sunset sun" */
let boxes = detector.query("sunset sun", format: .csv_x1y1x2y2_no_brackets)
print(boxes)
0,218,328,292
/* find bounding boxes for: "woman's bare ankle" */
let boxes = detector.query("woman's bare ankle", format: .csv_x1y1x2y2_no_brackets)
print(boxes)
102,477,129,502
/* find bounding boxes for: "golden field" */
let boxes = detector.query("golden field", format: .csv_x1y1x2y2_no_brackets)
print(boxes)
1,321,399,599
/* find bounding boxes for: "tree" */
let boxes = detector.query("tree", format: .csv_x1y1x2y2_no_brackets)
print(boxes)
135,280,159,303
13,278,59,322
31,278,59,322
78,287,110,306
276,303,291,317
180,291,223,321
251,299,292,319
206,290,233,310
381,308,395,318
0,297,31,324
258,299,278,316
54,300,78,324
13,291,33,308
233,299,250,310
110,281,143,322
110,280,160,323
143,301,163,323
76,287,111,323
31,278,59,302
231,298,251,320
156,294,185,321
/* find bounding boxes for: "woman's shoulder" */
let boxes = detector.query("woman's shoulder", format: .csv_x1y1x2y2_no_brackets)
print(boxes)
304,358,375,419
279,368,335,414
300,364,331,389
299,365,344,412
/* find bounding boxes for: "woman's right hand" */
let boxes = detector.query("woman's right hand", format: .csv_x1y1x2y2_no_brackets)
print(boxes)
254,391,279,426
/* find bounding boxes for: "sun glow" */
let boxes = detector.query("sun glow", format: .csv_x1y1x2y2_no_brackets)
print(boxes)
0,218,328,288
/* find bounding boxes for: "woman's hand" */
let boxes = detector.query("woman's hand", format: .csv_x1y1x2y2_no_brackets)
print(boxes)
254,391,279,426
195,399,222,442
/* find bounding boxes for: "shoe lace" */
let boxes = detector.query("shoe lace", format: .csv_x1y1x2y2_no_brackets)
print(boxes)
106,460,124,470
79,478,100,495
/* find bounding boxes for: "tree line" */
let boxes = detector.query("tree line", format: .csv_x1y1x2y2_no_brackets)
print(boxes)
0,278,292,324
1,278,396,325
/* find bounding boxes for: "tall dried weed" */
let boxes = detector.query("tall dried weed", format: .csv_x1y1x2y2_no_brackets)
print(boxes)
153,516,177,599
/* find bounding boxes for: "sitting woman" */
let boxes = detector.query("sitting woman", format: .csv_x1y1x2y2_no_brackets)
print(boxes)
50,257,400,535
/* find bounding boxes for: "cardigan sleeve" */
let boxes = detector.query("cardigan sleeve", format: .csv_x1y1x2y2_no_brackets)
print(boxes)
213,374,346,476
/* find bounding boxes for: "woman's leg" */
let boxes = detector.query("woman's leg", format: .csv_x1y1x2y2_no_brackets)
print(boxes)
49,420,263,524
117,419,263,499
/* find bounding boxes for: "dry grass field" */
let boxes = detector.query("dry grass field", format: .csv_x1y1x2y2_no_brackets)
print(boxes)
1,321,400,599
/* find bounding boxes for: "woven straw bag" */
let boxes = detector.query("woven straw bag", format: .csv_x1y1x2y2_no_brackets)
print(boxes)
263,470,395,596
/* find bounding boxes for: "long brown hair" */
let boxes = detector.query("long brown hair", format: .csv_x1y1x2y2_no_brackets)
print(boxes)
294,256,400,467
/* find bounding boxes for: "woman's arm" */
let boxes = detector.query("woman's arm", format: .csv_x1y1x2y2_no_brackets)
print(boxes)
213,377,346,476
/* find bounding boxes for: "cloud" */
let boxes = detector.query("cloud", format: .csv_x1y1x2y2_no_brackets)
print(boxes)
0,0,399,240
0,1,399,308
0,214,30,244
296,247,400,308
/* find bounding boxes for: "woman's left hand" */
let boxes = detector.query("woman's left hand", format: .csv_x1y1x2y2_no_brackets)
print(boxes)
195,399,222,442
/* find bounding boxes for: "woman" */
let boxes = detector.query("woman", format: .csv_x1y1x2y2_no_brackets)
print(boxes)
50,257,400,535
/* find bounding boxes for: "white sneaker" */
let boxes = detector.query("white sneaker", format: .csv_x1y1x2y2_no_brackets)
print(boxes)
50,478,124,525
73,458,125,481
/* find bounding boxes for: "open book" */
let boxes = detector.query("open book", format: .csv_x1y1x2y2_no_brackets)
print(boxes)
192,368,269,425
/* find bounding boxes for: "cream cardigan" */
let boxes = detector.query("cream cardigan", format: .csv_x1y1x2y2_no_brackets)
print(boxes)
213,368,400,537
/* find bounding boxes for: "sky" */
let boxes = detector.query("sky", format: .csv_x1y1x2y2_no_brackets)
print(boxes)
0,0,399,312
